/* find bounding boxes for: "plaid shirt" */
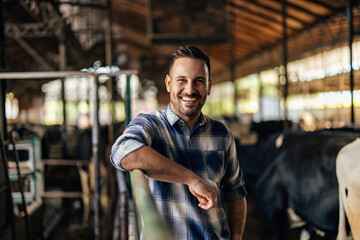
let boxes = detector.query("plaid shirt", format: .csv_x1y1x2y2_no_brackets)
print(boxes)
111,105,247,240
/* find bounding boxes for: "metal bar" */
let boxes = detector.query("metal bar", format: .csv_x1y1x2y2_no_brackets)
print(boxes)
112,197,121,240
41,159,89,165
0,70,138,79
125,74,132,126
92,75,102,240
105,0,112,66
115,170,128,240
119,186,127,240
127,200,138,240
0,71,89,79
60,77,67,158
258,72,264,121
130,169,172,240
282,0,289,122
41,191,88,198
230,1,238,117
0,131,17,240
124,74,132,195
10,132,32,240
348,0,355,124
107,77,115,148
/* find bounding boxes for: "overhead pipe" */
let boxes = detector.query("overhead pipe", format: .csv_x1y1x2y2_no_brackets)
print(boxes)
347,0,355,124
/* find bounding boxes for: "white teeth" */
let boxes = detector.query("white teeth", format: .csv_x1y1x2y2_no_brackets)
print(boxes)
183,97,196,101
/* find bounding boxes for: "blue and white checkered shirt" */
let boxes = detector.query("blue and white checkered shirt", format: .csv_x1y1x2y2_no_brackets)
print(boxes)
111,105,247,240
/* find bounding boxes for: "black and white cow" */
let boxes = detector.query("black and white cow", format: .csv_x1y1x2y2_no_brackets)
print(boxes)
336,138,360,240
237,129,360,240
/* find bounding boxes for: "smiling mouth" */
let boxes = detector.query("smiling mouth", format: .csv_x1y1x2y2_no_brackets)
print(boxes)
181,96,198,105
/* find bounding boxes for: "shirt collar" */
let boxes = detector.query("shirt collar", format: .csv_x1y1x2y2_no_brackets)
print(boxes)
165,104,206,127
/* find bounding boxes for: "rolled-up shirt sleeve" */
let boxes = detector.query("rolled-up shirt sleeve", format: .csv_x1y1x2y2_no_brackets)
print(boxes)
221,134,247,201
110,114,153,171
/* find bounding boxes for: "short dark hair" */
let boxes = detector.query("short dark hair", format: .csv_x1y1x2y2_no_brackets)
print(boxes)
169,45,210,77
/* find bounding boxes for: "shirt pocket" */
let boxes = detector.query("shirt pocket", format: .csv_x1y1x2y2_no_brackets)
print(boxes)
205,151,225,183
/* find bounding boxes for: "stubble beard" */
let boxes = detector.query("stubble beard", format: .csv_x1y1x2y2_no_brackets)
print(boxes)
175,94,206,119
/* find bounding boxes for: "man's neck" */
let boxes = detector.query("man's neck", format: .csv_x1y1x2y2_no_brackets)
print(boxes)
168,104,201,132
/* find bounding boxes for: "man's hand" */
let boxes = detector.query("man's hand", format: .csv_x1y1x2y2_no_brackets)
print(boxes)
188,178,218,210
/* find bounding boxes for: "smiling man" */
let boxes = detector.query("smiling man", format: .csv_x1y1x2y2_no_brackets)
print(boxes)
110,45,247,240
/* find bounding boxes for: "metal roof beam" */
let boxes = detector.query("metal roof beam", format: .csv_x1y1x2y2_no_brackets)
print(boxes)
53,1,108,9
5,23,55,38
13,37,54,70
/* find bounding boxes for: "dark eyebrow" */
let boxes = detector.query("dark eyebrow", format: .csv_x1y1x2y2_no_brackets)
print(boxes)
175,76,206,80
175,75,187,79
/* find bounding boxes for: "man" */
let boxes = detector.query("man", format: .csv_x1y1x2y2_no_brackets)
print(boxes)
111,45,247,240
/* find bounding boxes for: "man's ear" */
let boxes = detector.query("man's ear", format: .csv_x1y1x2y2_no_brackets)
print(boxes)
207,77,213,95
165,74,171,93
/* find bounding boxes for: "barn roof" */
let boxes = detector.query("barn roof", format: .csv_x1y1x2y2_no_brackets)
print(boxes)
2,0,360,99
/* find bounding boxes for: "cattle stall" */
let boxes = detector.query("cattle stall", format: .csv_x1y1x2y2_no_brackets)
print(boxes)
0,70,136,240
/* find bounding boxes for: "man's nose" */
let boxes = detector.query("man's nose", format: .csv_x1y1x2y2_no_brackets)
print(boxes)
185,81,196,94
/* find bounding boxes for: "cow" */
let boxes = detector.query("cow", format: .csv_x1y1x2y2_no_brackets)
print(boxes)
237,129,360,240
336,138,360,240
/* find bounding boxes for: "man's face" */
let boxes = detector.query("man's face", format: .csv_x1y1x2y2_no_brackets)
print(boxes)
165,57,212,121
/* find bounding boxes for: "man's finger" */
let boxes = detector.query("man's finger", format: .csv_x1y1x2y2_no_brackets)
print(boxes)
198,196,207,205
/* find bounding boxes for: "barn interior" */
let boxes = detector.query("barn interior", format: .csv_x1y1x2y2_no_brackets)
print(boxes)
1,0,360,239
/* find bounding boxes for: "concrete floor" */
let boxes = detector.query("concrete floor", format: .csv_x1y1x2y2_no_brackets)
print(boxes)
44,193,278,240
44,191,335,240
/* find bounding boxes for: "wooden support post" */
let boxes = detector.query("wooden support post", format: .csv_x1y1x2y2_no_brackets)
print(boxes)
347,0,355,124
282,0,289,125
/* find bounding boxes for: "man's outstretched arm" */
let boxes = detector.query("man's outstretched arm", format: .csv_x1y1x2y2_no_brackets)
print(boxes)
120,146,217,210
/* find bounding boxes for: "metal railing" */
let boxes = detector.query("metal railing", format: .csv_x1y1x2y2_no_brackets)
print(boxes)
130,169,172,240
